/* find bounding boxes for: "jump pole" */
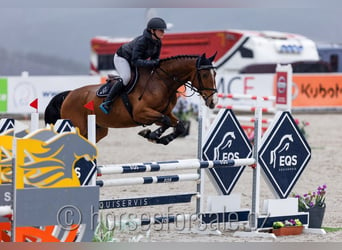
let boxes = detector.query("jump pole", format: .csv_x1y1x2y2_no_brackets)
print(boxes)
29,98,39,132
196,97,205,215
250,99,262,230
97,158,255,175
87,114,96,145
85,100,97,186
88,107,255,229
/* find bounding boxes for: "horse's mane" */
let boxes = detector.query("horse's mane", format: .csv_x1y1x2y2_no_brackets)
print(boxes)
160,54,199,63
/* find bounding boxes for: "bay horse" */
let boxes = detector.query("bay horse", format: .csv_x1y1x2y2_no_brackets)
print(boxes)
44,53,218,145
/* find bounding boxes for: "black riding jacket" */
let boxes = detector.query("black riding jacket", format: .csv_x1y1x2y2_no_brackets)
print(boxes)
116,29,161,67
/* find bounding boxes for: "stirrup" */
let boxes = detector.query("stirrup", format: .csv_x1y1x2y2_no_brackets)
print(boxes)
99,101,111,114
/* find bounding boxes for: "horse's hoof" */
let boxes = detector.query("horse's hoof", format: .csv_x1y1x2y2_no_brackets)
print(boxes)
148,139,158,144
138,129,151,138
148,132,160,140
156,138,170,145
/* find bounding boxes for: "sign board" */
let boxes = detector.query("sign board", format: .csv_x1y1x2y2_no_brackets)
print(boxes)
202,109,253,195
275,64,292,111
258,111,311,198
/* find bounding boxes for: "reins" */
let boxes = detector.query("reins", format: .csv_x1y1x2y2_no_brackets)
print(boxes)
156,57,217,99
138,69,156,100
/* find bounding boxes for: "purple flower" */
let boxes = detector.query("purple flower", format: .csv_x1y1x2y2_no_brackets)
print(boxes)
292,184,327,210
288,219,296,225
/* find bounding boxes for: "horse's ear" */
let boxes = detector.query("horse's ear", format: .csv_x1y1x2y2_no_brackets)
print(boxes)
208,51,217,63
201,53,206,59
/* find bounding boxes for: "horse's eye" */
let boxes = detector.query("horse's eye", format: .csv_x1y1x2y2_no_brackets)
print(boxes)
202,72,209,79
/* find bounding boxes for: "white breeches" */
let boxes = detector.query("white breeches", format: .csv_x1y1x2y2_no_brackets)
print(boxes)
114,53,131,86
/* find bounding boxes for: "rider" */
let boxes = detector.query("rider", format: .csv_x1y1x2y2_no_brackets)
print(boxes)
100,17,167,114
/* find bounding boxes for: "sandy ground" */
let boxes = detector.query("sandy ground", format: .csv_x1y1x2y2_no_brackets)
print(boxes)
93,111,342,242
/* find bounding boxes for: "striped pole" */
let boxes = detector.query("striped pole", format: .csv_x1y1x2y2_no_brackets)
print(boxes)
237,116,273,124
96,173,200,187
215,105,276,113
217,93,276,101
97,158,255,175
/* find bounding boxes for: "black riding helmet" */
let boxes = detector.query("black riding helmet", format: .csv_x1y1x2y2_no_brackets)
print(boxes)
147,17,167,30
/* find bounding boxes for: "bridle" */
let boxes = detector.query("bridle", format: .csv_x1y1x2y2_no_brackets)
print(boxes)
157,56,217,101
192,60,217,102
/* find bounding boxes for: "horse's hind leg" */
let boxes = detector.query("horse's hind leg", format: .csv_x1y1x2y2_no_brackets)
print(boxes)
76,122,107,143
96,126,108,143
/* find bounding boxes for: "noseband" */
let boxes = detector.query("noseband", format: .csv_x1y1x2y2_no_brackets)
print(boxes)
194,64,217,102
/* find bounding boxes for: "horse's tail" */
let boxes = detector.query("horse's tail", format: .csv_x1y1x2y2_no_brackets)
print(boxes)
44,90,71,125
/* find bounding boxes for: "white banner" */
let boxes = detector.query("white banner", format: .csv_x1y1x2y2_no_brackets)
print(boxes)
1,73,275,115
5,75,102,114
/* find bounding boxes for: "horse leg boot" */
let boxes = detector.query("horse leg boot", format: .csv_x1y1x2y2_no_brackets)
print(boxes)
99,78,124,114
138,115,172,142
156,120,186,145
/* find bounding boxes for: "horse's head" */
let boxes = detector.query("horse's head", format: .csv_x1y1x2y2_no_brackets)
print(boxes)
157,53,217,109
194,53,218,109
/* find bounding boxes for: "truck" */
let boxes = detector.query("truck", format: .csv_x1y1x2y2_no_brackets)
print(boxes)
316,43,342,72
90,29,321,75
90,30,342,111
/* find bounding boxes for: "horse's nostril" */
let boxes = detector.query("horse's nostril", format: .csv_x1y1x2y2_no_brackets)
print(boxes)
206,100,214,109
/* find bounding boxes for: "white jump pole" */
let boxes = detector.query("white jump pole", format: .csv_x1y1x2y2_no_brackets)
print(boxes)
197,99,205,215
87,114,96,144
97,158,256,175
250,98,262,230
87,114,97,186
30,112,39,132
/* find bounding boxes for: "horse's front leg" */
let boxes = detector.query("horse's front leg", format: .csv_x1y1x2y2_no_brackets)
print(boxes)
140,112,186,145
138,114,172,142
156,120,186,145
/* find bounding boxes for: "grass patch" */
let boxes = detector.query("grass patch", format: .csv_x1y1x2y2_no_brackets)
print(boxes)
322,227,342,232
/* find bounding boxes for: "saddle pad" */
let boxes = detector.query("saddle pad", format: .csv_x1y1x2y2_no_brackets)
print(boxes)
96,68,139,97
96,82,113,97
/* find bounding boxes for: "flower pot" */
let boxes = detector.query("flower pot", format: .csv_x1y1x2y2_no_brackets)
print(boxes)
307,205,326,228
272,226,304,236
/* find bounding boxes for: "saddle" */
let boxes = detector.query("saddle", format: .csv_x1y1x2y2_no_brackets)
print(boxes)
96,67,139,97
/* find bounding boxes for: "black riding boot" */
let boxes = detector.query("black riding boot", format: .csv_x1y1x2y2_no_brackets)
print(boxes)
100,79,124,114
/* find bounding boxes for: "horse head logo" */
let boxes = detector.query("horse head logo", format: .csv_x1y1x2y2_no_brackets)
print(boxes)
213,131,236,160
270,134,294,169
18,128,97,188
